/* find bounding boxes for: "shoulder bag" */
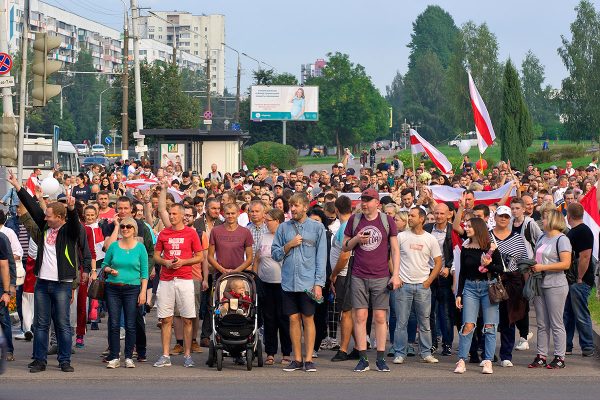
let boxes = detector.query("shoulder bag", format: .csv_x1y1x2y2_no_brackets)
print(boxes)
488,235,509,304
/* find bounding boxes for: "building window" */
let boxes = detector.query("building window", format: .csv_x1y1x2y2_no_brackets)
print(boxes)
194,27,198,31
148,26,154,32
194,51,198,55
149,34,154,39
158,27,163,32
158,35,162,39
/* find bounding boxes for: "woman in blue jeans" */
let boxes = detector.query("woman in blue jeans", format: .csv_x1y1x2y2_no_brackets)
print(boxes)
454,218,502,374
102,217,148,369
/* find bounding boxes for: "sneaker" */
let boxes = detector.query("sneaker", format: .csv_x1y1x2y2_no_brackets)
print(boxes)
283,360,304,372
454,359,466,374
29,360,46,373
90,322,99,331
124,358,136,368
329,338,339,351
102,347,110,356
319,337,331,350
565,349,573,355
199,338,210,347
422,355,439,364
183,355,194,368
387,347,395,357
304,361,316,372
393,355,404,364
430,345,438,354
331,350,348,362
527,332,534,340
75,336,84,348
366,336,371,350
528,355,547,368
469,353,481,364
106,359,120,369
14,331,26,340
500,360,513,367
407,343,416,357
312,351,319,358
170,343,184,355
24,331,33,341
375,359,390,372
47,344,58,355
353,358,370,372
60,362,74,372
515,337,529,351
547,356,566,369
137,355,147,363
347,348,360,360
191,341,203,353
441,344,452,356
481,360,493,374
120,327,126,340
582,348,595,357
153,355,172,368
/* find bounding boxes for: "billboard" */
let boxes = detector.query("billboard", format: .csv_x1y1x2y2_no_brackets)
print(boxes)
250,85,318,121
160,143,186,170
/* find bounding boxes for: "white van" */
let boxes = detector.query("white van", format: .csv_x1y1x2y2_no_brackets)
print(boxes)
22,134,80,179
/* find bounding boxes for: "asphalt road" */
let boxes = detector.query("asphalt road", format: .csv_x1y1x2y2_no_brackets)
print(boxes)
2,306,598,400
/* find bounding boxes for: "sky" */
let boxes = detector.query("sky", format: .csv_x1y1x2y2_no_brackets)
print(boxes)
45,0,597,94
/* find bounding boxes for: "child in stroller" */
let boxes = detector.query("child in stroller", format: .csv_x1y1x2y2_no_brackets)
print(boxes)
219,278,252,316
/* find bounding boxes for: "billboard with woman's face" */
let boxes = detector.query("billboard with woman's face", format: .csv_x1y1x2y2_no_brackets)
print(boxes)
250,86,319,121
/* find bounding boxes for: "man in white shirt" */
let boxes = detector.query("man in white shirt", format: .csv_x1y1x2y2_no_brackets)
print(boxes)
393,207,442,365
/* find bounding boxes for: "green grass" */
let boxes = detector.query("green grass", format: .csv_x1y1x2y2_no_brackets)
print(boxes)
591,288,600,326
298,156,339,165
397,139,598,170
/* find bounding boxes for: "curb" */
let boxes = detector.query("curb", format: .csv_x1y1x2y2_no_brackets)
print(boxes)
593,321,600,353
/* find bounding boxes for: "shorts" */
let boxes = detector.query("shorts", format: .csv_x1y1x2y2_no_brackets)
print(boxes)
334,276,352,313
173,280,201,318
351,276,390,310
156,278,196,319
282,290,316,316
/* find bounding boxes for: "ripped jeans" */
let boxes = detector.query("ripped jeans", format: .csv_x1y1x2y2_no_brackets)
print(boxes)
457,279,499,361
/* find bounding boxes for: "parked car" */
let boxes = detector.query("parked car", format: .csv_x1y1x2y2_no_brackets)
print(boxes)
74,143,90,156
448,131,479,147
91,144,106,155
81,156,110,169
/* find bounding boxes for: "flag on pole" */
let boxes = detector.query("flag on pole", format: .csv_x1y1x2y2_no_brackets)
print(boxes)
468,72,496,154
579,186,600,261
427,181,516,208
410,129,452,174
123,178,159,191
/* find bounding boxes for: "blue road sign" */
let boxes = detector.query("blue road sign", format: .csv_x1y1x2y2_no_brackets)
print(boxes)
0,53,12,75
105,136,112,145
231,123,240,131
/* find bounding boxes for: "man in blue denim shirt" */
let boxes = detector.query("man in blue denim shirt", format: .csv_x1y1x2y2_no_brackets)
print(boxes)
272,193,326,373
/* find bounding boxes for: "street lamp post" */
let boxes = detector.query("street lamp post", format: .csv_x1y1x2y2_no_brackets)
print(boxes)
222,42,241,124
97,87,115,145
60,83,74,120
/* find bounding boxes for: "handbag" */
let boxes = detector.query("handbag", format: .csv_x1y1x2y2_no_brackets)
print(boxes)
87,273,105,300
487,235,509,304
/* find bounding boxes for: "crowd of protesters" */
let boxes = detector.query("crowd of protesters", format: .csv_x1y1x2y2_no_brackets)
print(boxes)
0,149,597,374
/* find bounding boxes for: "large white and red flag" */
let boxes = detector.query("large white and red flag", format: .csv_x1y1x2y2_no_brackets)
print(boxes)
427,181,516,208
579,186,600,261
123,178,159,191
410,129,452,174
468,72,496,154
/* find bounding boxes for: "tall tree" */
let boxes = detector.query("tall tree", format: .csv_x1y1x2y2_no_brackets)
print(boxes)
443,32,471,135
558,0,600,142
499,60,534,171
407,5,460,70
385,71,404,134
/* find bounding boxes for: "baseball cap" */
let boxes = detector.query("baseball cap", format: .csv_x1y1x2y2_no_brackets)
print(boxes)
346,167,355,176
337,163,344,168
495,205,512,217
361,188,379,200
57,193,67,203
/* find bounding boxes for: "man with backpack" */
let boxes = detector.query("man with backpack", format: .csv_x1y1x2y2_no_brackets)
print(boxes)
342,188,400,372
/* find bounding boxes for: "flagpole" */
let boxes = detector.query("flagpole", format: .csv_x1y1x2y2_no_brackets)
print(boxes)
411,140,417,194
479,152,484,174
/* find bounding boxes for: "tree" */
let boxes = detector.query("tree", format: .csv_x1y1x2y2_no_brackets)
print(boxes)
385,71,404,133
521,50,562,138
558,0,600,142
407,5,460,70
499,60,534,171
443,32,471,135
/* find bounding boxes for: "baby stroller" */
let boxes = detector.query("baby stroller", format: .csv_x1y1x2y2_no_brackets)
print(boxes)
207,271,263,371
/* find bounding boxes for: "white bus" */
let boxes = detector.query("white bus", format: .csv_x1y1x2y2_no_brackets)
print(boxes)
22,134,80,179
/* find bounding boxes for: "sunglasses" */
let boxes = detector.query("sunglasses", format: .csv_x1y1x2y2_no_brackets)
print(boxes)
120,224,135,230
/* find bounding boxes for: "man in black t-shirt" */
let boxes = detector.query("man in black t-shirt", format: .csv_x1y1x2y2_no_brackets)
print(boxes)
565,203,595,356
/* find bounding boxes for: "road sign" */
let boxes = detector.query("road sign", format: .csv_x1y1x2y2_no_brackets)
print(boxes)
132,131,145,139
0,53,12,75
135,145,148,153
0,76,14,87
203,119,213,125
105,136,112,145
203,110,213,120
231,123,240,131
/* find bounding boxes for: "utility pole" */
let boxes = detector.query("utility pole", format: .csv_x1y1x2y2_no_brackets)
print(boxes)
235,55,240,123
0,0,17,191
130,0,144,157
17,0,29,181
205,54,211,132
121,10,129,160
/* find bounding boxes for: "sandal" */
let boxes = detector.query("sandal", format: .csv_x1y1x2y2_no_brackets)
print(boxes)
265,355,275,365
281,357,291,364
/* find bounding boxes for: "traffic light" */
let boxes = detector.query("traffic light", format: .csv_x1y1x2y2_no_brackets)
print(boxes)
0,115,18,166
32,32,63,107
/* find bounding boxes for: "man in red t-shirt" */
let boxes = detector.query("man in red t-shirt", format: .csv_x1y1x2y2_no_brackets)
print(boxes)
153,204,203,368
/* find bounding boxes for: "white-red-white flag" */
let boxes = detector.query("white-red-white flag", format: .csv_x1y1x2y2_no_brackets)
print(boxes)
427,181,516,208
580,186,600,261
123,178,159,191
468,72,496,154
410,129,452,174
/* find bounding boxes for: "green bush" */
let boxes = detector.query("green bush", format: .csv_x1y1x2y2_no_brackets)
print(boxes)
244,141,298,170
529,145,587,165
242,147,258,170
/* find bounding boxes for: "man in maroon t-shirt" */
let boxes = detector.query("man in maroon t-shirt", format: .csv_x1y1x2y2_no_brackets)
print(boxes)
342,188,400,372
153,204,203,368
208,203,253,274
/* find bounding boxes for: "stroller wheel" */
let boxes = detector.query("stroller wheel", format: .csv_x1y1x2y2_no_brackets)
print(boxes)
207,341,215,368
246,348,254,371
216,348,224,371
256,339,264,367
